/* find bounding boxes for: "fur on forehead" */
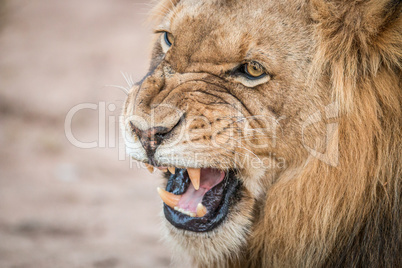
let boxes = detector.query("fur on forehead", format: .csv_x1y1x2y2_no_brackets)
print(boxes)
154,0,261,59
151,0,312,71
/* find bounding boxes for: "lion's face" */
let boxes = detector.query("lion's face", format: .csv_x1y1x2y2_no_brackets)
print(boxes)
123,0,328,263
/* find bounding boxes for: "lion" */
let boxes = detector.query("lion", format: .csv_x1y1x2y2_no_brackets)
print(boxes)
121,0,401,267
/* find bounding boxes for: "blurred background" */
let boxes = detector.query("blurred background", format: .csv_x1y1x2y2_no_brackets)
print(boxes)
0,0,176,267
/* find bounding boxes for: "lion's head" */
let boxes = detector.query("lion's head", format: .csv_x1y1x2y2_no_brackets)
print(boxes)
122,0,401,266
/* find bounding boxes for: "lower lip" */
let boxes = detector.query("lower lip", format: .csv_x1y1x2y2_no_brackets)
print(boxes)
163,175,241,232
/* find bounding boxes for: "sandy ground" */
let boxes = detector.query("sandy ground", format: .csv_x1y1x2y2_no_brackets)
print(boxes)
0,1,178,267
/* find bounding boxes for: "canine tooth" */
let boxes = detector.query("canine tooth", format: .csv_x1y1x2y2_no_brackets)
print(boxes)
190,212,196,217
187,168,201,190
145,164,154,173
196,203,207,217
168,167,176,174
156,187,181,209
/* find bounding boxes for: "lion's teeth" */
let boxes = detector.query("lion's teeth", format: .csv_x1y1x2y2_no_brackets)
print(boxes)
196,203,207,217
145,164,154,173
187,168,200,190
168,167,176,174
172,206,197,217
156,187,181,209
172,206,198,217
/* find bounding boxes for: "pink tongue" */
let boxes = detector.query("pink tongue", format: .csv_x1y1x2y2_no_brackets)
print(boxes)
177,168,225,213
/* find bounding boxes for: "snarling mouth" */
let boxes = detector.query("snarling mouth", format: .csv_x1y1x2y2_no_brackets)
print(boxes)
151,166,242,232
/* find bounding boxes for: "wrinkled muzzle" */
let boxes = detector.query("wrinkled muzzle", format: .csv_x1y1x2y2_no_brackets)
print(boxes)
123,63,244,162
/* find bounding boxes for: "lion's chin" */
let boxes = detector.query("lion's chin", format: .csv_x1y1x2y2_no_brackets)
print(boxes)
158,168,242,232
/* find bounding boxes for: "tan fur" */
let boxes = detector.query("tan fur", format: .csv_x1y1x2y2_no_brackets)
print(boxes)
123,0,401,267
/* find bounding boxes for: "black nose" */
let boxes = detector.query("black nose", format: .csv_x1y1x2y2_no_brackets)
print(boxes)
130,123,170,158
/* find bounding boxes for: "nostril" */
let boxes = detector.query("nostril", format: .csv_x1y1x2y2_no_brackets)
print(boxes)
131,125,170,141
129,123,175,158
129,113,184,142
129,113,185,158
155,132,165,140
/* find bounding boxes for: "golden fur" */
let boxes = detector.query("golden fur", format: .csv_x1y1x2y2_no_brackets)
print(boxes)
122,0,401,266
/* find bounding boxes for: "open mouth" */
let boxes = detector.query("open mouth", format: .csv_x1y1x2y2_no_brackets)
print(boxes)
150,166,242,232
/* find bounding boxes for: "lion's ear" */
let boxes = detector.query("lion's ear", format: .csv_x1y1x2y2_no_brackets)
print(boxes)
311,0,401,69
310,0,401,111
150,0,181,24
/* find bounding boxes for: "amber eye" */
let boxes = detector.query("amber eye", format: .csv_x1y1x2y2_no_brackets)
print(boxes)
164,32,174,47
244,62,265,79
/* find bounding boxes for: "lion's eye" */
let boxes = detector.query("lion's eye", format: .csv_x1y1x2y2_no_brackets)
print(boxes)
244,62,266,79
161,31,174,53
233,61,270,87
164,32,174,47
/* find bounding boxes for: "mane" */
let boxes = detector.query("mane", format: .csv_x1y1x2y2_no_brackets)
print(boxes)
250,1,401,266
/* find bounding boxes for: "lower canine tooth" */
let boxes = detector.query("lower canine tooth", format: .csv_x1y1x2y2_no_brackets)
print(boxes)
168,167,176,174
145,164,154,173
196,203,207,217
156,187,181,209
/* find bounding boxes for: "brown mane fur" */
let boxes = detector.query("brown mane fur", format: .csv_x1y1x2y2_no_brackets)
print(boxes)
130,0,402,266
248,1,402,267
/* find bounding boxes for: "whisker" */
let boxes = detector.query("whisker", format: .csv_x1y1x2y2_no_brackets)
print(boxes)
121,72,135,89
